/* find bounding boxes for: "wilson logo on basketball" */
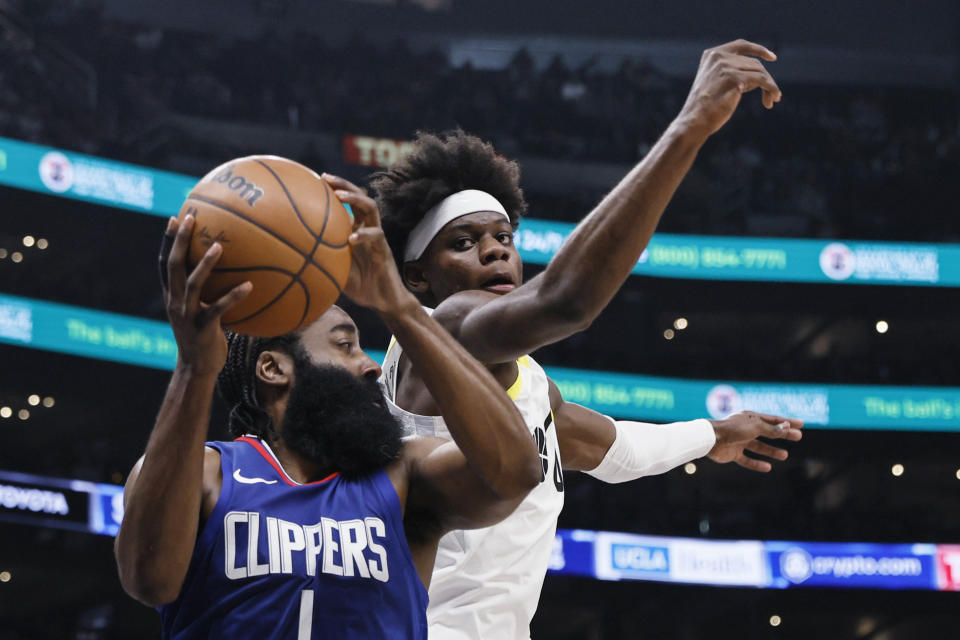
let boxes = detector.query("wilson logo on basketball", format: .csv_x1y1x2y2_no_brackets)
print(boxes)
208,166,266,207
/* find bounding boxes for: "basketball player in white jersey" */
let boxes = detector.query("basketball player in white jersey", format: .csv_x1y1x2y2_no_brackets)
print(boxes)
325,40,803,640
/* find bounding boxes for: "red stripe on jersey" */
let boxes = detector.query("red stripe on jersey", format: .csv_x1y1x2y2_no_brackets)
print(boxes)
236,436,340,486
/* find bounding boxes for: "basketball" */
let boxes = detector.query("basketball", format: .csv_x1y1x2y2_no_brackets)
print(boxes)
176,155,353,337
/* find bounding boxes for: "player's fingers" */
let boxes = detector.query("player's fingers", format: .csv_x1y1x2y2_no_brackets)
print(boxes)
349,227,384,247
167,214,194,307
755,413,804,430
335,189,381,228
734,70,782,107
185,242,223,314
736,454,772,473
753,415,803,441
745,440,789,461
721,39,777,62
322,173,366,196
158,217,177,293
205,281,253,319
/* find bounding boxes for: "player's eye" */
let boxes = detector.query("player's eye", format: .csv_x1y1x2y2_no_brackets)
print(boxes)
497,232,513,244
336,341,353,352
453,237,475,251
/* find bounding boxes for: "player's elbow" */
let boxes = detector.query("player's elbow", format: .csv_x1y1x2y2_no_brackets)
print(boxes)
118,564,182,607
538,287,597,335
116,543,183,606
492,446,542,500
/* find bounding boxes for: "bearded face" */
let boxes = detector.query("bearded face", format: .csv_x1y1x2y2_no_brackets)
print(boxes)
278,351,403,479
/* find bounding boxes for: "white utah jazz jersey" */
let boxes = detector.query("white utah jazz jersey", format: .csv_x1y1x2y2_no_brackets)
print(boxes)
381,340,564,640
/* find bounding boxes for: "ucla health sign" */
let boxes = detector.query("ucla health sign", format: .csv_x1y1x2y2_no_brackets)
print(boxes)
515,219,960,287
593,531,768,587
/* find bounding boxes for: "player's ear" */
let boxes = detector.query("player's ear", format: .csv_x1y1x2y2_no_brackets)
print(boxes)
401,261,430,295
255,350,294,390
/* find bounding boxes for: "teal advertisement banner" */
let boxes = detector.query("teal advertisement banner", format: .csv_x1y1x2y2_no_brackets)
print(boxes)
0,293,178,370
3,135,959,287
3,294,959,432
515,219,960,287
549,366,960,432
0,135,195,216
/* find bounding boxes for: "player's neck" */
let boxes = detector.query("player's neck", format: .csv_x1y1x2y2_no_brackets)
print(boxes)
264,436,337,484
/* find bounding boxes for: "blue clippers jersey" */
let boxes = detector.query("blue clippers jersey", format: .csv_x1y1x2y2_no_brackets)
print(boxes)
159,437,428,639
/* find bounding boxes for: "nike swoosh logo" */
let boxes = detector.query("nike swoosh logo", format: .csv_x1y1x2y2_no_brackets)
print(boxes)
233,468,277,485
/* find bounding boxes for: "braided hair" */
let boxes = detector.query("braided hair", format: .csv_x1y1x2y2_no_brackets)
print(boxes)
217,330,306,439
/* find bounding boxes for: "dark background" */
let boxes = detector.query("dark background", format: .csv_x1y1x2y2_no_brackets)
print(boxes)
1,0,960,637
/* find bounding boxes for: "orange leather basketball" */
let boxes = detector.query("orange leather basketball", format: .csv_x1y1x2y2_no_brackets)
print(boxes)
177,155,352,337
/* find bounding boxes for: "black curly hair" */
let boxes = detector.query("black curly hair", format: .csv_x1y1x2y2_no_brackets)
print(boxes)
216,330,306,439
370,129,527,269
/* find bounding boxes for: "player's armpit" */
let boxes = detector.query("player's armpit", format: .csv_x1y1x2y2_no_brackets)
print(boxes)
402,436,527,535
548,379,618,472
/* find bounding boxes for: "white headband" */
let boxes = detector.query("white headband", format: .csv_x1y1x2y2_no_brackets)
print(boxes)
403,189,509,262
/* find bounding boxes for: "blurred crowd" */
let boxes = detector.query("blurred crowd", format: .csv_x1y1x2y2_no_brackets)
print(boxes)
2,2,959,242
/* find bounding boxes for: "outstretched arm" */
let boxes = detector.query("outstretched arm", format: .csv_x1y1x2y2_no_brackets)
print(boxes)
115,215,251,606
444,40,782,364
334,187,540,532
548,380,803,476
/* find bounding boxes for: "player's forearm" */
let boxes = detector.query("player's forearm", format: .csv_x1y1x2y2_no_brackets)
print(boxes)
380,304,540,498
115,366,215,605
536,118,707,324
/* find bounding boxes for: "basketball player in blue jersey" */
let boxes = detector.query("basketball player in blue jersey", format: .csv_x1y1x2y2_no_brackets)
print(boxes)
114,194,542,638
324,40,804,639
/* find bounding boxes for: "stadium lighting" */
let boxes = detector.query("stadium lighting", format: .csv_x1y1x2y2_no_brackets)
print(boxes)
769,615,782,627
891,463,904,477
683,462,697,475
663,329,675,340
955,469,960,480
22,235,35,247
42,397,55,408
0,407,11,419
0,571,10,583
27,395,40,406
0,248,7,259
17,409,29,421
11,252,22,263
674,317,688,330
876,320,889,334
37,238,49,250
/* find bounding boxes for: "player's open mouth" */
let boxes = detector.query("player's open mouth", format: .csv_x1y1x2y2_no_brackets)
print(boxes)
481,276,516,294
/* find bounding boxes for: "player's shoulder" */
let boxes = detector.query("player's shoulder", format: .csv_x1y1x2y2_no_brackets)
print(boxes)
399,434,451,463
432,290,500,336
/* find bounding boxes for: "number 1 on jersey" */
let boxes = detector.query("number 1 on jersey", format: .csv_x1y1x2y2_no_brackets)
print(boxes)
298,589,314,640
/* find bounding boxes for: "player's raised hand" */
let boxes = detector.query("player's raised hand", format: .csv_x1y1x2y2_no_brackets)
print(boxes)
322,173,414,314
159,215,251,376
706,411,803,472
679,39,782,138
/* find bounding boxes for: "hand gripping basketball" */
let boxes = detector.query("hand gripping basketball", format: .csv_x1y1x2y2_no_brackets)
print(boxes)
322,173,413,314
160,214,252,376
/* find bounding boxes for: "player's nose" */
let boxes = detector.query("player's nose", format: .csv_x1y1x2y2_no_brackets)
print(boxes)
359,352,382,381
478,235,509,264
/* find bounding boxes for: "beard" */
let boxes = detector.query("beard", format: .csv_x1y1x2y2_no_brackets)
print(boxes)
279,355,403,479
